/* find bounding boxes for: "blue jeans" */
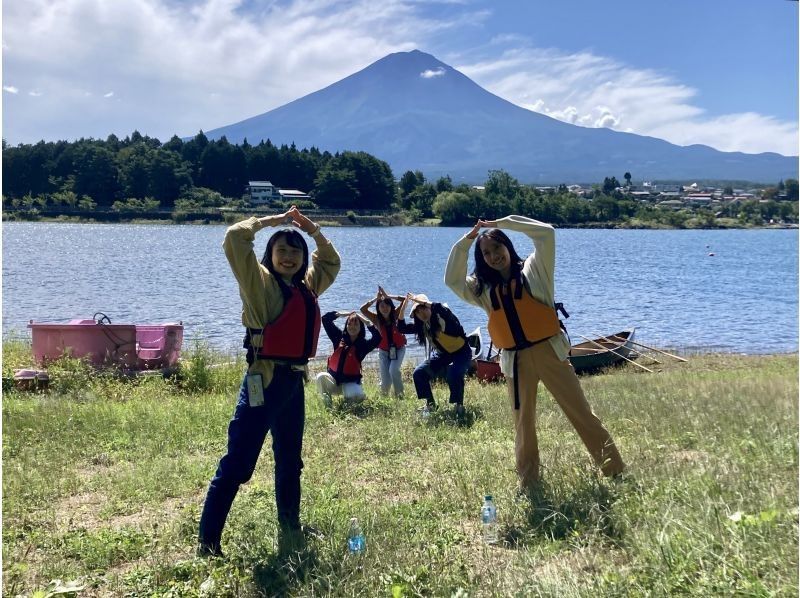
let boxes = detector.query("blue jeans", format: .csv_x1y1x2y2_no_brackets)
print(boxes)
378,347,406,396
198,365,305,550
412,344,472,405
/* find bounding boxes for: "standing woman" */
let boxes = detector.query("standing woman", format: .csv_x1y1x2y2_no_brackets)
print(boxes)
198,206,340,557
398,293,472,417
445,215,625,489
315,311,381,407
360,287,409,397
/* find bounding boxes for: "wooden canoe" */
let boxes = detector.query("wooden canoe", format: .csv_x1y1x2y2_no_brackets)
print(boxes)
569,329,636,374
473,328,637,382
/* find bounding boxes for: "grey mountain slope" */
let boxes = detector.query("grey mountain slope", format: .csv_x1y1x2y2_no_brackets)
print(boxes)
203,50,797,183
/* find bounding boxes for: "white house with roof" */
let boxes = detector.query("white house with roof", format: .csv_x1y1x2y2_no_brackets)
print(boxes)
246,181,281,205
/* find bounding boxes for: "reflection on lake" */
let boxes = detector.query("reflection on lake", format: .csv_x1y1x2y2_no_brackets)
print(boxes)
3,222,797,355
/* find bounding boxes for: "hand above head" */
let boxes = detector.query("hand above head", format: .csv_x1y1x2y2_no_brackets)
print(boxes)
466,219,496,240
285,205,318,235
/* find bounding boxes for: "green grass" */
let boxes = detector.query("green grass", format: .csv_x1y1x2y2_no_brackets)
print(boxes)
2,343,797,597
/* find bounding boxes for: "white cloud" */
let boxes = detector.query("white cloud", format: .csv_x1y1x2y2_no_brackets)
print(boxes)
1,0,795,155
2,0,445,143
458,47,798,156
420,67,446,78
29,91,43,97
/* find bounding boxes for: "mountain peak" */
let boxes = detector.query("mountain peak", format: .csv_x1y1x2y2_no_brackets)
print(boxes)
201,51,797,182
359,49,452,80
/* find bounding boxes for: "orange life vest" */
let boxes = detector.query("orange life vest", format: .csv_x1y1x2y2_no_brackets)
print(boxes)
255,286,321,363
487,278,561,350
327,341,362,379
378,321,406,351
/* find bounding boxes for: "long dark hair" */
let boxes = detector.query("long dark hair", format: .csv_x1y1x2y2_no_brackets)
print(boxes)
261,229,312,299
472,229,525,296
376,297,397,326
411,307,439,346
342,312,366,345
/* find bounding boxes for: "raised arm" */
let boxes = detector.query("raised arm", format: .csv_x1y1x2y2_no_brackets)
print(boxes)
285,206,340,296
444,220,494,308
494,215,555,273
321,311,343,346
359,296,379,326
396,292,413,320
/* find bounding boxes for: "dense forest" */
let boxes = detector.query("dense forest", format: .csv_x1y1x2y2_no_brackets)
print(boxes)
2,132,797,227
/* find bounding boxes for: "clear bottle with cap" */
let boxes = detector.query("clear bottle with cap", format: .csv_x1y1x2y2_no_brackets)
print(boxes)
481,495,498,544
347,517,366,554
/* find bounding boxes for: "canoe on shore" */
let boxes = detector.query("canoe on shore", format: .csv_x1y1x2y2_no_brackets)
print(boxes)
569,329,636,374
474,328,637,381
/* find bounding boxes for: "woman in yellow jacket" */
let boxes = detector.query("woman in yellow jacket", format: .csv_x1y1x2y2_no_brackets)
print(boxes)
198,206,340,557
445,215,624,490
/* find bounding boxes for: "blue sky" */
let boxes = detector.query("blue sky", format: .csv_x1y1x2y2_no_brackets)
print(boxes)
3,0,798,155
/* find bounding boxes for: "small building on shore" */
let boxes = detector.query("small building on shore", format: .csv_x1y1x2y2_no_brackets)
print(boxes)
246,181,280,205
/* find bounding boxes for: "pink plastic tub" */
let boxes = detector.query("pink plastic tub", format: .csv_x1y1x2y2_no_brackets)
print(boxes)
28,319,183,370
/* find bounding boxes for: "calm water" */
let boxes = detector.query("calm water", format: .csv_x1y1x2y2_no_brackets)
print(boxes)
2,222,797,355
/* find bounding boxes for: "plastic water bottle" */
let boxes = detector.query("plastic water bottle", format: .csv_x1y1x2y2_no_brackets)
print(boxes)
481,495,498,544
347,517,366,554
421,403,431,420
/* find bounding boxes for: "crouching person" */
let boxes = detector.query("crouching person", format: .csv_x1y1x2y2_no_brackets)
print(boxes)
316,311,381,407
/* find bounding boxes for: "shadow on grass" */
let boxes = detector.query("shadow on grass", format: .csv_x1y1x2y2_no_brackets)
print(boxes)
252,530,339,596
503,479,625,547
424,405,483,428
327,396,394,419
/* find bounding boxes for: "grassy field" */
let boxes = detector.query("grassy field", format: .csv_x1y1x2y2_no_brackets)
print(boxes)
2,342,797,597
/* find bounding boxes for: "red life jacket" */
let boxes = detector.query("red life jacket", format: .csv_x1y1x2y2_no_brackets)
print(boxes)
378,320,406,351
327,341,361,378
256,287,321,363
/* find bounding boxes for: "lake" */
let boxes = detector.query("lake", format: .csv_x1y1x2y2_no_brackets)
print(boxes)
2,222,797,356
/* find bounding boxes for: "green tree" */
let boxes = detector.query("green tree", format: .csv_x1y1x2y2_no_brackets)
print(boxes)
602,176,621,194
784,178,798,201
312,168,359,208
624,172,632,187
432,191,474,225
435,175,454,194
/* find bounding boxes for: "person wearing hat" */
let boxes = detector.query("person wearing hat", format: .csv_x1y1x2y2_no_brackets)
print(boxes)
397,292,473,417
444,215,625,490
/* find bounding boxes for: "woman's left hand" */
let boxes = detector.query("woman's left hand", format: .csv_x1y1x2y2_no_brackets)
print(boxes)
286,206,318,235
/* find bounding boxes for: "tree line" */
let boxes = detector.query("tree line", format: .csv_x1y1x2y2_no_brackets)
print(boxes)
2,131,395,211
2,131,797,227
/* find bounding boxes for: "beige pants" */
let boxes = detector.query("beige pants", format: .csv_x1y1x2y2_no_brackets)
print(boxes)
508,342,625,486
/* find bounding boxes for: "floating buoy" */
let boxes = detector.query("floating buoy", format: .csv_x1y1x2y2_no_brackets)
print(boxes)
708,252,715,256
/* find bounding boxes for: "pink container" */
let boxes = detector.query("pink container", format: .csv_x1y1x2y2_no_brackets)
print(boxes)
28,319,183,370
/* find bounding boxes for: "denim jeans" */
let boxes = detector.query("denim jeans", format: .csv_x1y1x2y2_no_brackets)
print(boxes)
378,347,406,396
412,343,472,405
198,365,305,550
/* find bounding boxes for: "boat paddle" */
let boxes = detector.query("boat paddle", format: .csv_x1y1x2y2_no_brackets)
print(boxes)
576,334,655,373
622,339,688,362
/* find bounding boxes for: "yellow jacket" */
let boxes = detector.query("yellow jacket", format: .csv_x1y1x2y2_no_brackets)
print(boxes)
223,217,341,388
